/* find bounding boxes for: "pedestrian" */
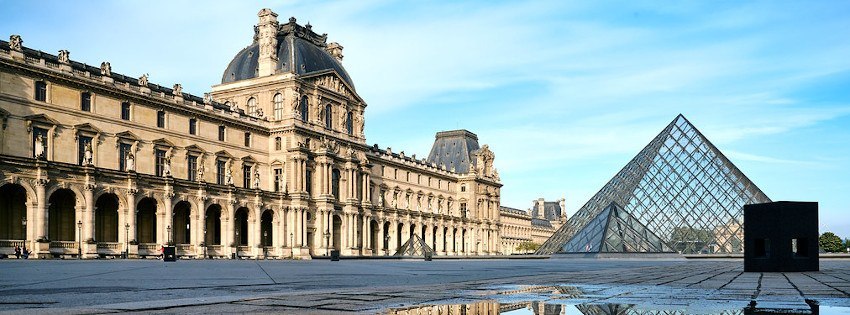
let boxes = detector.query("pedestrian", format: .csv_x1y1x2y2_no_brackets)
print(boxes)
14,245,21,259
21,247,29,259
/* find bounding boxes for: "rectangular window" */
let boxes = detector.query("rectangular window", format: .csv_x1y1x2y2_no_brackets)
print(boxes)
273,168,282,192
157,111,165,128
118,143,132,171
77,135,92,165
218,126,226,141
81,92,91,112
121,102,131,120
792,238,808,257
305,169,312,195
244,132,251,147
32,127,48,159
155,149,166,177
189,118,197,135
34,81,47,102
216,160,226,185
188,155,198,182
754,238,769,258
460,203,467,217
243,165,252,188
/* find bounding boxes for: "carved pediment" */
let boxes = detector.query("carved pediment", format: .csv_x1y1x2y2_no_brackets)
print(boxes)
73,123,102,135
152,138,176,148
25,114,59,132
241,155,257,164
214,150,233,159
270,159,284,166
185,144,206,154
115,131,140,141
305,72,357,99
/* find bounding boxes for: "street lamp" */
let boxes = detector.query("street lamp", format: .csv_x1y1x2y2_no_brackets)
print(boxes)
263,231,268,259
21,217,27,240
77,220,82,259
324,230,330,256
384,233,390,256
203,228,207,259
289,232,294,259
124,223,130,259
167,225,172,244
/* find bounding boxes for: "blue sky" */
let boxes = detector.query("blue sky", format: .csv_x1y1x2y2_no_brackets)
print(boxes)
3,1,850,237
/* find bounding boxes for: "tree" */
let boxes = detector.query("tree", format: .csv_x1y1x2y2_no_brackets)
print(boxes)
818,232,843,253
845,238,850,252
516,242,541,253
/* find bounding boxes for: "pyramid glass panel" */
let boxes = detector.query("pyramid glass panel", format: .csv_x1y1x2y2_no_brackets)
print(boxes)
537,115,770,255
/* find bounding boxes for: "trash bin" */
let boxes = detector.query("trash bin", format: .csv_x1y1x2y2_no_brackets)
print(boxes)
231,253,236,260
330,250,340,261
163,246,176,262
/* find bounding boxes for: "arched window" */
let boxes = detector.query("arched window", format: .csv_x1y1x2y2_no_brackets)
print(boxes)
275,137,282,151
346,111,353,135
325,104,333,129
300,96,309,121
247,97,257,115
273,93,283,120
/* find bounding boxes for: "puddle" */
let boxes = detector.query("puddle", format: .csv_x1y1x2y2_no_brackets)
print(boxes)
385,285,850,315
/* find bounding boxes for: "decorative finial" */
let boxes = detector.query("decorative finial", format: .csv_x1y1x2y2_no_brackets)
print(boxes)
100,62,111,76
289,17,296,23
9,35,22,51
172,84,182,96
305,22,312,30
138,73,149,87
57,50,70,64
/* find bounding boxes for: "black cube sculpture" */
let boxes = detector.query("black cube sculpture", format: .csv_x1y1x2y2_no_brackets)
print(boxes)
744,201,818,272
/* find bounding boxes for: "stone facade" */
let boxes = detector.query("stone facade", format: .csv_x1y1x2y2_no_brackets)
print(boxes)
0,9,501,259
499,198,567,254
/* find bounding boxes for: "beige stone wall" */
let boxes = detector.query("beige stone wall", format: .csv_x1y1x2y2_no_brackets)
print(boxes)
0,29,502,258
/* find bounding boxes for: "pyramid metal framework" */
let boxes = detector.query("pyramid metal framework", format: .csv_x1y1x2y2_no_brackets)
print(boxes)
561,202,673,253
394,234,435,257
537,115,770,255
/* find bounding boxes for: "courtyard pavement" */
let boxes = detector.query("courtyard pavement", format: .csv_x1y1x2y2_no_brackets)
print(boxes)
1,258,849,314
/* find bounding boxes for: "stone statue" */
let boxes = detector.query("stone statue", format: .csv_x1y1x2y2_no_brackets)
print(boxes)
83,142,93,165
172,84,182,96
203,93,212,104
256,108,264,118
9,35,22,51
100,62,111,76
126,152,135,171
229,101,238,112
197,163,204,181
138,74,149,87
253,169,260,189
345,146,354,158
163,156,172,177
33,134,45,159
391,192,398,208
58,50,70,63
378,190,384,206
225,161,233,185
355,114,364,137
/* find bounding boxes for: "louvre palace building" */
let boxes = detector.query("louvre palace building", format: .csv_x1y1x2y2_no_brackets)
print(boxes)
0,9,503,259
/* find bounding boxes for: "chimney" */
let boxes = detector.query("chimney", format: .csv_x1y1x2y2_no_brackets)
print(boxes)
257,8,279,77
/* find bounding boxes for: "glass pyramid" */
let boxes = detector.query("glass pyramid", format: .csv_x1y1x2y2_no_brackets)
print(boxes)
561,202,672,253
394,234,435,257
537,115,770,255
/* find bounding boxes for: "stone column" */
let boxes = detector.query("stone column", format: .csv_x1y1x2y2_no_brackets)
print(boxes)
35,179,46,241
225,202,236,255
362,214,370,254
162,194,173,245
376,219,385,255
425,223,433,251
126,190,137,243
84,185,94,243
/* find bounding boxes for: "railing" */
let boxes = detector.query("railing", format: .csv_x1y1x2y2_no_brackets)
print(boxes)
176,244,193,251
49,241,77,249
45,61,59,69
0,240,25,248
139,243,158,251
236,245,249,252
25,56,39,63
96,242,121,250
263,246,276,255
72,68,87,76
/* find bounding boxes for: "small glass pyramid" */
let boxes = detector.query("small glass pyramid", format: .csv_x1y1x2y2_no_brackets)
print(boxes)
537,115,770,255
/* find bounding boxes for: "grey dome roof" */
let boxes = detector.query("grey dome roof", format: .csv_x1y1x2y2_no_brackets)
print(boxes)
221,20,355,89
